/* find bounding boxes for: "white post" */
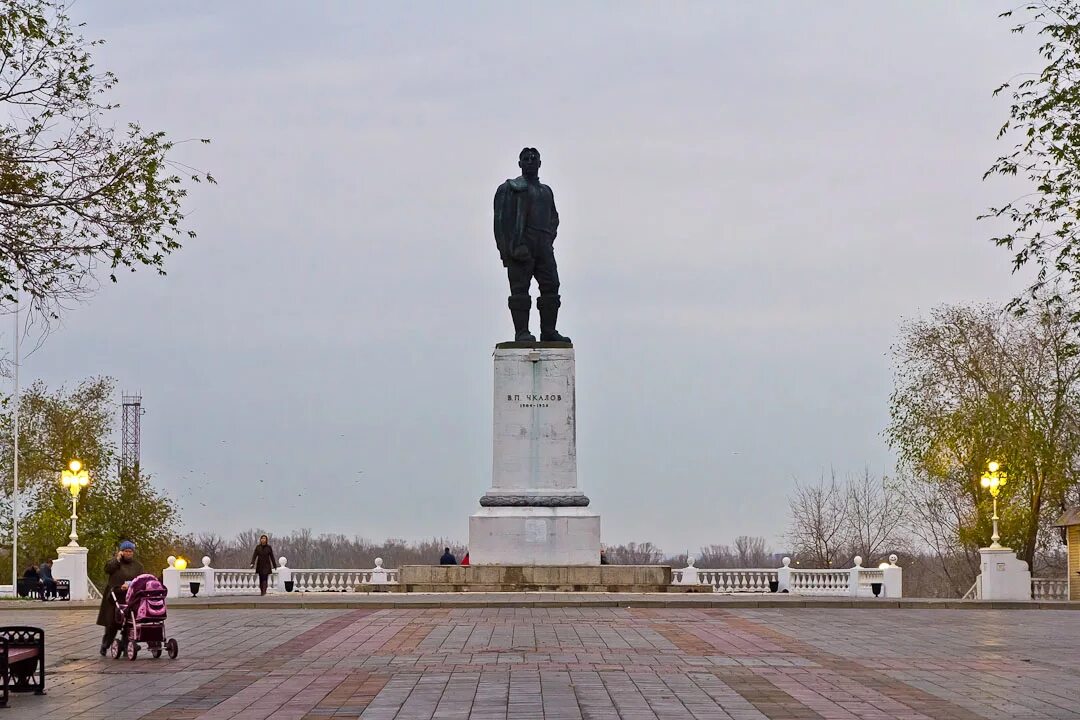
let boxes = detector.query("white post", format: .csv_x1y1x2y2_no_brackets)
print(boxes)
882,554,902,598
201,556,216,596
675,556,701,585
849,556,863,597
162,556,180,598
369,557,389,585
276,556,291,591
777,557,791,592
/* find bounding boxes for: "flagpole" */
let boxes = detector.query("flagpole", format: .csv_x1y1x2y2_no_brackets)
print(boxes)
10,281,17,591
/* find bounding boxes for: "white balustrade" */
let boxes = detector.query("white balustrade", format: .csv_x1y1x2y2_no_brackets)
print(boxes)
1031,577,1068,600
160,556,400,597
674,554,904,597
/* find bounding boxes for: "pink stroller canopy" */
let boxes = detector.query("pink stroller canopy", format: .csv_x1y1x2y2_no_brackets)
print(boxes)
126,573,166,603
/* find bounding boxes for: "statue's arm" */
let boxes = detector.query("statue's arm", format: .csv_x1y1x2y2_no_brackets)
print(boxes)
494,183,511,263
550,187,559,241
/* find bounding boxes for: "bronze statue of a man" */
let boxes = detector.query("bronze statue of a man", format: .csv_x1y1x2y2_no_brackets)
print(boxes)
493,147,571,343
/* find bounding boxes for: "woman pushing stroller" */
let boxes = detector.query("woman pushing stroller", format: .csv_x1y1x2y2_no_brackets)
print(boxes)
97,540,143,656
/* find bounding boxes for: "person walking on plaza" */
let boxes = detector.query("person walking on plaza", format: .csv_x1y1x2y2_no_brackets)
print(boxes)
97,540,144,655
439,547,457,565
38,559,57,600
250,534,277,596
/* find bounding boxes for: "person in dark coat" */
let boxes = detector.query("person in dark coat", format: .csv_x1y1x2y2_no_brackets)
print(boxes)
97,540,144,655
38,559,56,600
20,563,40,599
250,534,277,596
439,547,456,565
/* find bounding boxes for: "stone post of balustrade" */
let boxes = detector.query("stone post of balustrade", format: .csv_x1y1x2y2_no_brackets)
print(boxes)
200,556,216,596
162,556,180,599
848,556,863,597
882,554,902,598
276,556,291,591
777,557,792,592
674,556,701,585
370,558,389,585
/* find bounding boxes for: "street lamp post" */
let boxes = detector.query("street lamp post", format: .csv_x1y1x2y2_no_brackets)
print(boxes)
980,460,1008,549
60,460,90,547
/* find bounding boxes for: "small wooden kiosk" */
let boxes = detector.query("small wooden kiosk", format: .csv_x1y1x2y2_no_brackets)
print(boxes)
1054,507,1080,601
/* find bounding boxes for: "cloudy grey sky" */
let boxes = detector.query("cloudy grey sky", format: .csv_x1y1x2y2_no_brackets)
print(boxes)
14,1,1035,554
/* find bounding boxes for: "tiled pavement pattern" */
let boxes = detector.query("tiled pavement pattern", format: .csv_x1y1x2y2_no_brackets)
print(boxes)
0,606,1077,719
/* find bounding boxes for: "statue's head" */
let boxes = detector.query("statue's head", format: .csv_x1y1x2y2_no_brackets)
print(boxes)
518,147,541,176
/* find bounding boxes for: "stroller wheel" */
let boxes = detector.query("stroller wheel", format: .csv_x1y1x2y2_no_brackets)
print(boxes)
166,638,178,659
128,644,139,661
110,639,124,659
151,647,162,659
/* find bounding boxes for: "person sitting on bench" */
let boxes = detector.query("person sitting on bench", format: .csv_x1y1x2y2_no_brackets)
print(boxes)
38,560,56,601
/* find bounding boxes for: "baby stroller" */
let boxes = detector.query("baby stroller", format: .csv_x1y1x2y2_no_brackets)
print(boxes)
110,574,178,661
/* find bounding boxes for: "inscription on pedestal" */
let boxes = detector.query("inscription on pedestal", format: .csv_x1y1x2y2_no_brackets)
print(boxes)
506,393,564,408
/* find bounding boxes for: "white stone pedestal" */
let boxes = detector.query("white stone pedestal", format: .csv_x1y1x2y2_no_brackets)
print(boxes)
978,547,1031,601
469,343,600,565
52,544,90,600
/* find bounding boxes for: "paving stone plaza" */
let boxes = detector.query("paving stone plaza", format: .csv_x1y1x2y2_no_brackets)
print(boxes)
2,604,1078,719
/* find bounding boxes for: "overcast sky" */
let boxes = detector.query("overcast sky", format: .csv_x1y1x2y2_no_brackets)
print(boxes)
11,2,1037,555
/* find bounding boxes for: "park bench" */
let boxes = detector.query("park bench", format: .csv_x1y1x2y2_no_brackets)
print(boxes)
14,579,68,601
0,627,46,707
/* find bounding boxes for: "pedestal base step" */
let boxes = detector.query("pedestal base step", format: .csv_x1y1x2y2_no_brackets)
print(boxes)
469,507,600,565
399,565,672,593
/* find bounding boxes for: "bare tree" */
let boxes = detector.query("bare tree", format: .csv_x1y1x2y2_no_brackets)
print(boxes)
787,472,849,567
733,536,771,567
847,469,904,563
193,532,224,560
606,542,663,565
696,544,736,568
893,470,979,596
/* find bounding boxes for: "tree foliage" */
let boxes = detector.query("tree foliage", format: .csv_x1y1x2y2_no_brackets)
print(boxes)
887,302,1080,569
0,0,212,319
0,376,180,586
984,1,1080,317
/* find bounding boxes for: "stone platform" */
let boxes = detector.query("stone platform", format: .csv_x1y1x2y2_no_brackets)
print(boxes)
6,604,1080,719
399,565,671,592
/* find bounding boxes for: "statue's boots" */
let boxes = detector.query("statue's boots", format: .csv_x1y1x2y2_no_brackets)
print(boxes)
537,295,571,343
508,294,536,342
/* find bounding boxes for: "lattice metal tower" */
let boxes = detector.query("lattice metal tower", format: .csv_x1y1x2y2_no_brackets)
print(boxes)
121,393,143,477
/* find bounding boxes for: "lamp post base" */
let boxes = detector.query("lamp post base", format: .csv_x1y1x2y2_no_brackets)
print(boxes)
51,545,90,601
977,546,1031,600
